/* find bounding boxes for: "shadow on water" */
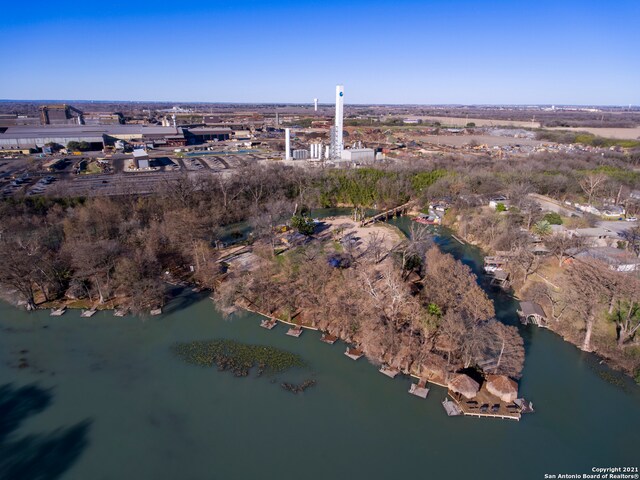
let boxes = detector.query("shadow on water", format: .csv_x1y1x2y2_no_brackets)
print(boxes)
161,287,211,316
0,383,91,480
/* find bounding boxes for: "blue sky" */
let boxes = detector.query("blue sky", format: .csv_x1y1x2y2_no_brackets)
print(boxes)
1,0,638,104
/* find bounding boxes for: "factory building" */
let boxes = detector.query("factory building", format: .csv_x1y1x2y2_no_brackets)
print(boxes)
132,149,150,169
83,113,124,125
39,105,84,125
0,124,239,151
186,127,232,143
340,148,376,163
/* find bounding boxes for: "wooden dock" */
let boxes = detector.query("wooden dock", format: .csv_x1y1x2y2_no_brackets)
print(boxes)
320,333,338,344
286,326,303,337
379,366,400,378
50,307,66,317
449,389,522,421
344,347,363,360
80,309,96,318
260,318,277,330
150,308,162,316
409,383,429,399
442,397,462,416
114,309,127,317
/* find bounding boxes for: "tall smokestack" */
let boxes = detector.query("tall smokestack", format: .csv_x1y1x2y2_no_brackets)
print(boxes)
285,128,291,160
334,85,344,157
314,98,318,111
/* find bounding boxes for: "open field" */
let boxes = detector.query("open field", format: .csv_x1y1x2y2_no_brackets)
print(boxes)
546,126,640,140
412,116,541,128
415,134,543,147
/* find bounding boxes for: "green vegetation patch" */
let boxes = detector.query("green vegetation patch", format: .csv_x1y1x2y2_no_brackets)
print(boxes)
171,339,305,376
537,129,640,149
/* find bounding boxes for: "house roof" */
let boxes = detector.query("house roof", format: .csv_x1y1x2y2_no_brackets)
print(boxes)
448,374,480,399
576,247,640,267
519,301,545,318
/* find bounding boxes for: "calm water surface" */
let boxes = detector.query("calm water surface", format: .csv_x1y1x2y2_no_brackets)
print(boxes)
0,214,638,480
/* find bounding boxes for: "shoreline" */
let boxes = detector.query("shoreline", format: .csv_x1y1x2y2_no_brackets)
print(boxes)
443,216,639,382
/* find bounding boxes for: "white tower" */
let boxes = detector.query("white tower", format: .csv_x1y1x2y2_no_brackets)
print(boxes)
314,98,318,111
333,85,344,158
285,128,291,160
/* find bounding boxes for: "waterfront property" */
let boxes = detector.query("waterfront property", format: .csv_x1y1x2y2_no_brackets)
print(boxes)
321,332,338,344
260,318,277,329
409,381,429,399
345,347,364,360
518,301,548,327
379,366,400,378
286,326,303,337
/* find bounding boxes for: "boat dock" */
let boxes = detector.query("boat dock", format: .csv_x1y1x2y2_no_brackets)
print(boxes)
449,390,522,421
286,326,303,337
409,382,429,399
344,347,363,360
50,307,66,316
260,318,277,329
150,308,162,316
114,309,127,317
320,333,338,344
442,397,462,416
80,309,96,318
379,366,400,378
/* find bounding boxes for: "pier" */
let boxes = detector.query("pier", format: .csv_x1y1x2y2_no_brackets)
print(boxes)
260,319,277,329
379,366,400,378
409,382,429,399
320,333,338,344
448,389,522,421
344,347,363,360
81,309,96,318
442,398,462,416
286,326,303,337
50,307,66,316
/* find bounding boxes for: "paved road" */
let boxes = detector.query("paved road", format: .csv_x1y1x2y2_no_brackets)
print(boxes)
597,220,638,234
527,193,582,217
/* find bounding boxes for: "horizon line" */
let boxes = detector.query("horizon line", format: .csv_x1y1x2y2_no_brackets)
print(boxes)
0,99,637,109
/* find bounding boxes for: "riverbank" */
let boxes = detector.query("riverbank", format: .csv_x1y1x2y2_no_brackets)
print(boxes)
441,212,640,382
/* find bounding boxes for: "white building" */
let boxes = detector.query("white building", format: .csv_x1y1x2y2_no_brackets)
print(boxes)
341,148,375,162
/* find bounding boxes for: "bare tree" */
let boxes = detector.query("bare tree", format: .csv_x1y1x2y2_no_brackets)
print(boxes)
545,234,589,267
579,172,607,206
564,259,615,352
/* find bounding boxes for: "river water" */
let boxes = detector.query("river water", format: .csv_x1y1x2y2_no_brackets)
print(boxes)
0,214,638,480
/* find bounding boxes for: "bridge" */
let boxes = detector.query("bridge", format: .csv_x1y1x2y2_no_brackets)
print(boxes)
360,200,416,226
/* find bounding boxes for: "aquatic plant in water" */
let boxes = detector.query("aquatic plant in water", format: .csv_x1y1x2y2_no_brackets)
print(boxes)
171,339,305,377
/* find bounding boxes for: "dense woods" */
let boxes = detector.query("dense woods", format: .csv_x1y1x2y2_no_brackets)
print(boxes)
0,148,639,378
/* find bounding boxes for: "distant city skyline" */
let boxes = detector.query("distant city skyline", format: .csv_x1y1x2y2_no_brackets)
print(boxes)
1,0,638,105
